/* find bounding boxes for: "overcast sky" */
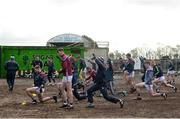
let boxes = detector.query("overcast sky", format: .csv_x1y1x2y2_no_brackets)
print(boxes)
0,0,180,53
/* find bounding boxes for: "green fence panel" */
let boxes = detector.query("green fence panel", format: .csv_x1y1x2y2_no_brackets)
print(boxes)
0,46,84,78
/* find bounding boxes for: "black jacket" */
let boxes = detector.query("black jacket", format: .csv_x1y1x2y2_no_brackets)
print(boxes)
4,60,19,73
94,59,109,84
153,65,163,78
105,59,114,81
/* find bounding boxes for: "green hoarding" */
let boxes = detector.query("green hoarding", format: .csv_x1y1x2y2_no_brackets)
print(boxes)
0,46,84,78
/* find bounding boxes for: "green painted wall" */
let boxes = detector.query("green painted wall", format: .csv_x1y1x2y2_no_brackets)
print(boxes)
0,46,84,78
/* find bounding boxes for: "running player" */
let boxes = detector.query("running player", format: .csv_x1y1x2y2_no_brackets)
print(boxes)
151,60,177,93
134,60,167,100
26,65,57,104
139,56,146,82
167,60,176,85
87,54,124,108
123,53,136,93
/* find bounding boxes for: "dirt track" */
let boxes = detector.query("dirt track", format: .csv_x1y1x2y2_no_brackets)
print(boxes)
0,74,180,118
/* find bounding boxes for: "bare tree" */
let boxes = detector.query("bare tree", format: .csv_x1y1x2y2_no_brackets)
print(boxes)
130,48,138,58
114,50,122,59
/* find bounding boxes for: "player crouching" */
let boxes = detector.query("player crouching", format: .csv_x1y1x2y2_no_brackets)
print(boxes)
26,65,57,104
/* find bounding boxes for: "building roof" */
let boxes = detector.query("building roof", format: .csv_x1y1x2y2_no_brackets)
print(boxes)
46,33,109,48
47,34,83,44
46,33,98,48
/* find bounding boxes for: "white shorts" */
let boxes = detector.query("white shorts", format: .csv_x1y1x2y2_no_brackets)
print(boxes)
127,71,135,78
62,76,73,83
157,76,167,84
167,71,176,75
144,84,153,91
34,87,45,94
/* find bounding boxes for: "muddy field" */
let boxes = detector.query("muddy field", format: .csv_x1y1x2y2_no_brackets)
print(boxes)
0,74,180,118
